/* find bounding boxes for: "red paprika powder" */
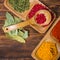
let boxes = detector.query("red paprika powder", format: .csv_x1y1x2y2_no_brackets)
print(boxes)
35,14,46,24
51,20,60,42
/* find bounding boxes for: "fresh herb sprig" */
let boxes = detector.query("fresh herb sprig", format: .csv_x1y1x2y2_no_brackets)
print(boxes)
3,12,28,43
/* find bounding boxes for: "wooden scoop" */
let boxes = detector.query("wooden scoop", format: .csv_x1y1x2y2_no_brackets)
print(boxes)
3,10,51,32
3,18,36,32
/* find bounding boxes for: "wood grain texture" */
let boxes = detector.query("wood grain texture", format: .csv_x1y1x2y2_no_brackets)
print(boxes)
0,0,60,60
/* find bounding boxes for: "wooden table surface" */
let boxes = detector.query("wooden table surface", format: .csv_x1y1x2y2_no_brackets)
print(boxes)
0,0,60,60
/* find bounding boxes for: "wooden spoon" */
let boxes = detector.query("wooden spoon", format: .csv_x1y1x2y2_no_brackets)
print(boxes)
3,18,36,32
3,10,51,32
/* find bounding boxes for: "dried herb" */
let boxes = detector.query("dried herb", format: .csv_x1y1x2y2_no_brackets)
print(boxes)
9,0,30,12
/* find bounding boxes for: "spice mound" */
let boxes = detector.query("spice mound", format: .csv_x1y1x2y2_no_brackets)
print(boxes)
35,14,46,24
36,41,58,60
51,21,60,43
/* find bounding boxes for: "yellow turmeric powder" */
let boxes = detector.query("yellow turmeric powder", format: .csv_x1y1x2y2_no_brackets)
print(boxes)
36,41,58,60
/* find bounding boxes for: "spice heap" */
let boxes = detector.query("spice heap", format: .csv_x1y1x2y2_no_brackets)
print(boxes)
35,14,46,24
3,12,28,43
36,41,58,60
51,21,60,43
8,0,30,12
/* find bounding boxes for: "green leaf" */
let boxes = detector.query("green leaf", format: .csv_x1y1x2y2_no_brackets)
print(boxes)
14,16,22,24
6,33,25,43
3,12,28,43
23,31,28,39
6,12,14,21
14,16,23,30
18,30,24,37
11,35,25,43
4,12,14,26
18,30,28,39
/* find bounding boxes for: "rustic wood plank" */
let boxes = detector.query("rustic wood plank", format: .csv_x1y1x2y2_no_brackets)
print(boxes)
0,0,4,3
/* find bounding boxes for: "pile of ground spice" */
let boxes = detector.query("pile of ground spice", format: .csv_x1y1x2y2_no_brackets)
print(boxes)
51,20,60,43
35,14,46,24
36,41,58,60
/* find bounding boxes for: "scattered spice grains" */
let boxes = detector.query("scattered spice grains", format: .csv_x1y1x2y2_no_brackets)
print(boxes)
51,20,60,43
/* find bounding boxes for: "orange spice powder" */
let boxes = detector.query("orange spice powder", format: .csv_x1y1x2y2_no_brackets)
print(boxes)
35,41,58,60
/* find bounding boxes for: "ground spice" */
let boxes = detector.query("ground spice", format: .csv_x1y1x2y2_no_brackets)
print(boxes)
36,41,58,60
51,21,60,43
35,14,46,24
28,4,46,19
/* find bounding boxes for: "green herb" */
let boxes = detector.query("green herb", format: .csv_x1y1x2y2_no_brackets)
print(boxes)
9,0,30,12
3,12,28,43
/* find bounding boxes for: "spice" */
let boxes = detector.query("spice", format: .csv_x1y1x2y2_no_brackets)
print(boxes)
28,4,54,26
28,4,46,19
36,41,58,60
9,0,30,12
51,21,60,43
35,14,46,24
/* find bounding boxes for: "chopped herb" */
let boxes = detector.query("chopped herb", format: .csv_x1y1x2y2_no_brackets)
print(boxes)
9,0,30,12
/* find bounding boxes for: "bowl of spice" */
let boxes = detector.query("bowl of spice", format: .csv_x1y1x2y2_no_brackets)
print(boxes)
32,40,59,60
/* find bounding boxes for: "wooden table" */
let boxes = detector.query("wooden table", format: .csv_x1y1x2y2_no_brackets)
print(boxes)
0,0,60,60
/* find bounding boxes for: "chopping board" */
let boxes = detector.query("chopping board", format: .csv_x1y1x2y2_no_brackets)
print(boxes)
0,0,60,60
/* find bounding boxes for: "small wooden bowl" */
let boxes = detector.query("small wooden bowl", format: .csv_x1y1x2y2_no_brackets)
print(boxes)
29,0,56,33
31,17,60,60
